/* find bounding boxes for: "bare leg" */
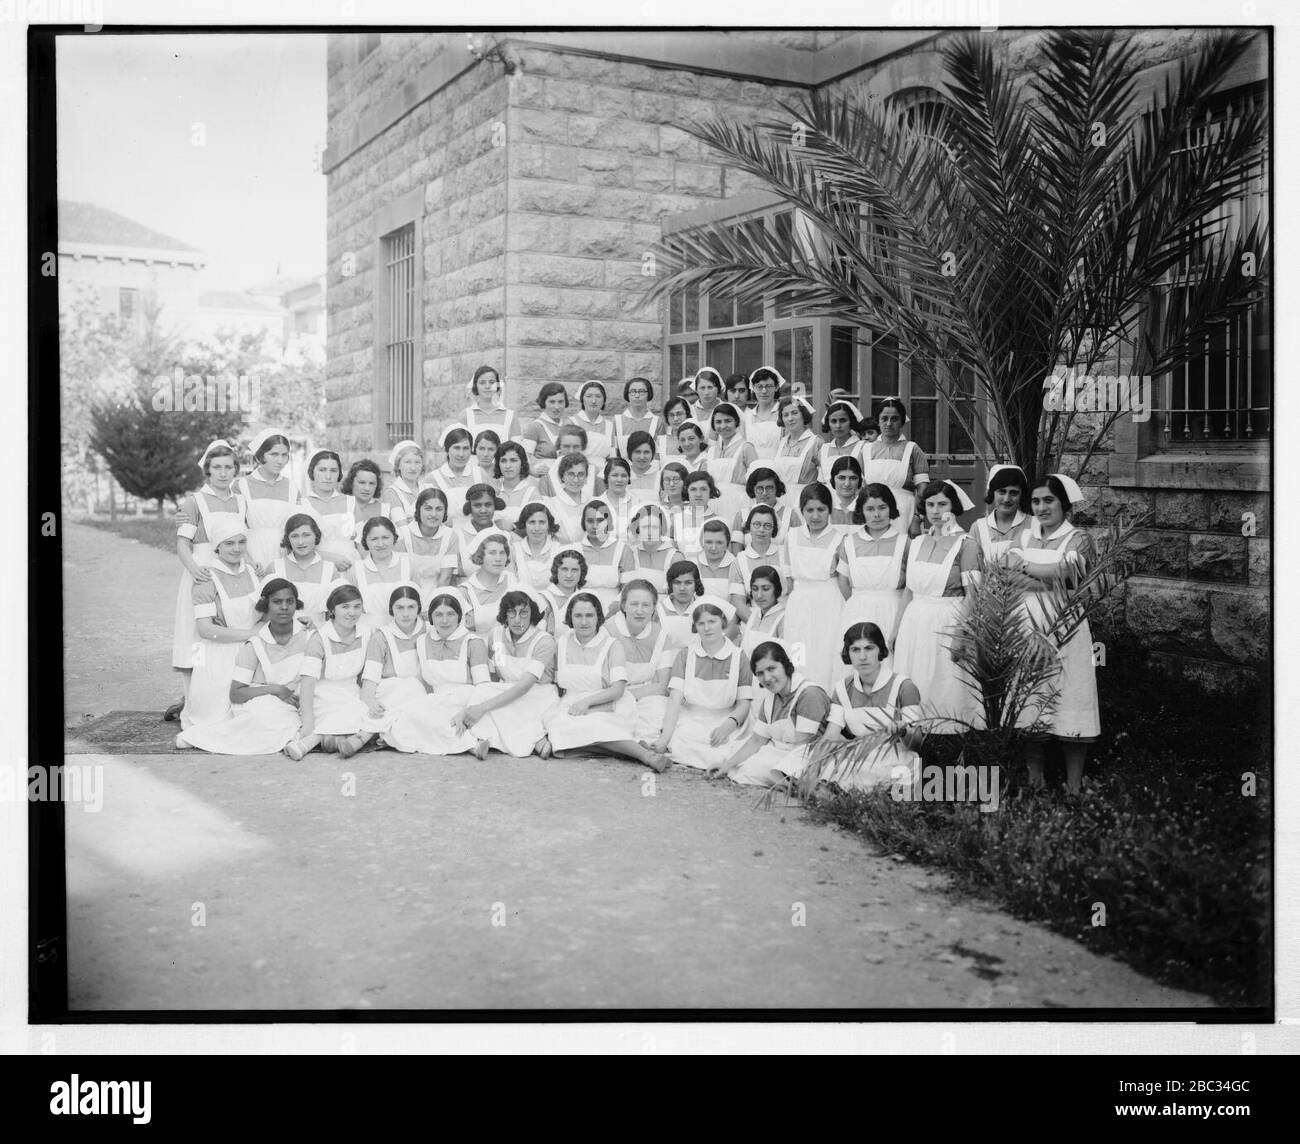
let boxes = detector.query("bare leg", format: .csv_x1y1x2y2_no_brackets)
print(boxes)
1063,743,1088,794
589,740,671,772
536,736,553,759
337,731,376,759
286,733,323,760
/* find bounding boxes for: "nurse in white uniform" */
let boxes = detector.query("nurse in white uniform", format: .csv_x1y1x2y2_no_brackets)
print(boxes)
385,589,495,758
238,427,300,568
461,363,517,442
1008,473,1101,794
710,641,831,788
652,599,752,770
860,398,930,537
348,516,417,638
613,378,661,456
570,381,616,467
178,517,263,735
540,592,670,770
816,621,924,791
837,483,910,650
971,463,1030,565
512,502,565,591
301,449,357,569
176,577,311,755
607,580,673,744
286,584,377,759
271,512,344,628
743,366,785,460
359,583,431,737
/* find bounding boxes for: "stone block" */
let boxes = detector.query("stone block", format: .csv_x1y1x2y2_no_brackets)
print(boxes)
1187,533,1247,582
1099,486,1156,526
594,319,662,351
511,73,548,109
553,288,624,319
510,347,622,381
605,258,659,294
569,218,635,259
1128,529,1188,578
512,317,592,348
1147,652,1261,697
1208,586,1270,665
674,162,723,196
629,156,676,192
658,126,704,161
1152,489,1208,531
569,115,660,155
510,179,598,215
513,285,562,316
511,213,573,255
1206,490,1269,538
574,147,631,188
621,351,664,382
510,142,577,182
514,107,569,145
1247,538,1270,587
1124,578,1210,656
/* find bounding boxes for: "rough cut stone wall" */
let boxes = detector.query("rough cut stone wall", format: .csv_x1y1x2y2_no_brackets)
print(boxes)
499,45,802,415
326,33,509,453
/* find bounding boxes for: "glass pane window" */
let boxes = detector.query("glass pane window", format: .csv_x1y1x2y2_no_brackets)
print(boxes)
774,326,814,391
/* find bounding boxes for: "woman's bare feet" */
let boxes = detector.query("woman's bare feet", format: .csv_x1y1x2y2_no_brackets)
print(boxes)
535,736,552,759
472,738,490,760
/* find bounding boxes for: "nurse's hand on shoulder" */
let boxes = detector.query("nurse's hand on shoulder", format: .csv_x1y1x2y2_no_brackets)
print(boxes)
175,510,192,526
192,566,213,583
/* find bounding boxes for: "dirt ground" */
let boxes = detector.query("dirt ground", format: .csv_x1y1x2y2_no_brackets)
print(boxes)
60,522,1211,1010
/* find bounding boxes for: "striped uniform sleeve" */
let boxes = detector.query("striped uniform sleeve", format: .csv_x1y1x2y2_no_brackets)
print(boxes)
666,646,690,692
524,632,557,680
300,634,326,680
176,496,199,541
792,685,832,735
191,578,219,618
735,655,754,700
230,641,259,685
604,641,629,685
361,631,387,683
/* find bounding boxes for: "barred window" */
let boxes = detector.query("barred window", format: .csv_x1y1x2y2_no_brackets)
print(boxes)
382,224,416,446
1157,82,1270,445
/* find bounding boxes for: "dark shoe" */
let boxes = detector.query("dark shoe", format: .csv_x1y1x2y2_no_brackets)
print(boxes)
163,700,184,722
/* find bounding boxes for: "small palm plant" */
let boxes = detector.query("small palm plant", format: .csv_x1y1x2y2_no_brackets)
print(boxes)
798,509,1149,798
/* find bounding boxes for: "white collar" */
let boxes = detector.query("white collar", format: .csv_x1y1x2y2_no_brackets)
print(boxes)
436,462,470,480
363,552,398,571
581,532,619,551
742,541,778,557
322,620,360,644
200,482,239,499
785,429,814,445
1031,518,1075,542
384,617,426,641
255,624,297,647
861,522,902,542
661,597,695,615
751,600,786,623
308,488,343,502
427,624,469,645
701,551,736,570
249,468,286,484
988,510,1028,534
690,638,735,661
573,411,607,426
287,551,323,569
554,488,586,506
501,624,538,648
570,628,612,651
827,436,858,450
848,666,894,695
611,612,656,641
210,558,252,577
635,538,676,553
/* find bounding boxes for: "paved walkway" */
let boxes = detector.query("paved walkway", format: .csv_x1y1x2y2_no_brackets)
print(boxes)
61,522,1211,1010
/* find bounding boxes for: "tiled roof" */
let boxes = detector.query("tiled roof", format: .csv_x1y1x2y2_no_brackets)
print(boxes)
59,199,201,253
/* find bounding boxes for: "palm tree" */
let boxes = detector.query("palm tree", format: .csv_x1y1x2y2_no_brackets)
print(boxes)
647,30,1268,477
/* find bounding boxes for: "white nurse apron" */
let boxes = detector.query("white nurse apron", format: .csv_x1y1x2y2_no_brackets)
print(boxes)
838,529,910,649
239,475,298,567
178,635,305,754
180,570,260,732
667,645,746,770
821,669,922,790
172,487,246,669
475,629,561,756
545,633,637,750
385,635,483,754
861,441,921,531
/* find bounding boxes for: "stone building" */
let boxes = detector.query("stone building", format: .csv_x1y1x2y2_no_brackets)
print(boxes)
323,29,1269,688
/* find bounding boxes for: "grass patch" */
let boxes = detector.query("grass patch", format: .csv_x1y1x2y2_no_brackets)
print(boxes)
808,642,1271,1007
78,516,177,555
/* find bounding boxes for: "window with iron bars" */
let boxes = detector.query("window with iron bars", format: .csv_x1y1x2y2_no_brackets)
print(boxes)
383,223,417,446
1155,82,1270,445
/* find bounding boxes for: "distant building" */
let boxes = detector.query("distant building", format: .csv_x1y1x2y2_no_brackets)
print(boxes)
196,289,289,356
247,274,327,360
58,199,206,334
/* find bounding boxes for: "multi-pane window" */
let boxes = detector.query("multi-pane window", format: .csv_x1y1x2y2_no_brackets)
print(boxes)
1156,82,1270,444
118,287,137,321
383,224,416,445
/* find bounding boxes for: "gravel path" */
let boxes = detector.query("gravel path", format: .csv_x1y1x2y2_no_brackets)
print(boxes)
61,522,1211,1010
